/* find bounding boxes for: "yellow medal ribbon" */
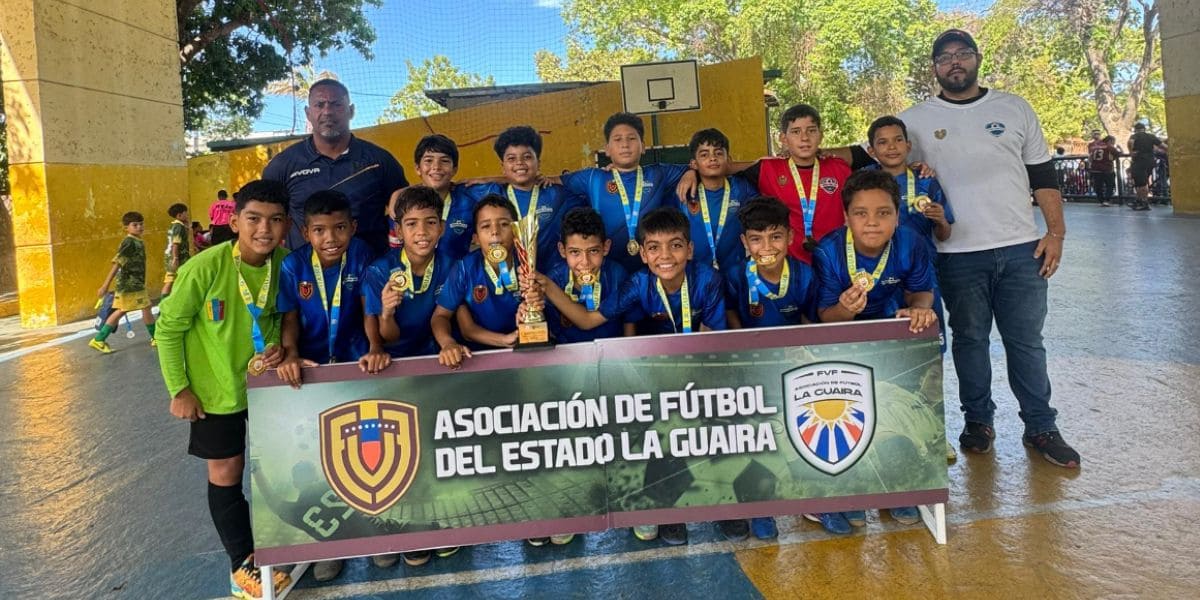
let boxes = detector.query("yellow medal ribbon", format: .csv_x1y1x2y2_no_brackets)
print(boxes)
786,158,820,239
749,258,790,302
399,249,434,296
845,229,892,290
484,257,519,296
232,243,272,355
441,191,452,222
656,275,692,333
699,180,730,268
565,271,602,311
310,249,345,363
506,184,540,244
613,167,644,251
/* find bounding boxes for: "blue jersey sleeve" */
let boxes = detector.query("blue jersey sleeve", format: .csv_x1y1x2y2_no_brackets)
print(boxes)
276,254,303,313
436,260,469,312
813,243,846,311
361,261,388,316
698,268,727,330
560,169,596,198
902,239,936,294
656,163,691,191
612,274,647,323
596,263,629,321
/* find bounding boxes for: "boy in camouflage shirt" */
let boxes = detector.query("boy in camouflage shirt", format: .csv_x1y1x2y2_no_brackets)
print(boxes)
90,211,157,353
162,202,192,297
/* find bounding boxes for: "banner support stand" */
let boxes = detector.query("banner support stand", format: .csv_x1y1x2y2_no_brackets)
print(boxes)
261,563,308,600
918,502,947,545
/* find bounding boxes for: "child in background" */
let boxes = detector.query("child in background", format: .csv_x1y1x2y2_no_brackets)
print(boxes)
163,203,192,298
90,211,156,352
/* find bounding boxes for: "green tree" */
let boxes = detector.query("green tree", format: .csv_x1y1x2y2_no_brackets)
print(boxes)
377,56,494,124
177,0,380,132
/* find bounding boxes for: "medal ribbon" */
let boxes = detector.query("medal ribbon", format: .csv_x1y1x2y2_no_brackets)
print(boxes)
613,167,644,244
441,192,452,222
399,249,434,297
310,249,344,363
747,259,791,306
699,181,731,268
484,257,518,295
506,184,540,244
845,230,892,289
656,275,692,334
232,243,272,354
787,159,821,239
905,169,918,213
565,272,602,311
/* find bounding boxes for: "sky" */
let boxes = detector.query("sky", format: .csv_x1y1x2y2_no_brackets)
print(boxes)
252,0,993,133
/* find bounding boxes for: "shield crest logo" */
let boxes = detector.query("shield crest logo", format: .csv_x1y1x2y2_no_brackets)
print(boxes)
319,399,420,515
299,281,313,300
782,361,876,475
819,176,839,195
606,180,619,195
472,284,488,303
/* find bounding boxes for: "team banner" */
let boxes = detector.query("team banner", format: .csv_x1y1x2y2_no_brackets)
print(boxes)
248,321,947,564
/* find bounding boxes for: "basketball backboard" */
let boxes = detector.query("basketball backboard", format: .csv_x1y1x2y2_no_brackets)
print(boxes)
620,60,700,115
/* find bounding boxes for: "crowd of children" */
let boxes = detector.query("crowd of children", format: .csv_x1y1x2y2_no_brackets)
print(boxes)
103,104,959,598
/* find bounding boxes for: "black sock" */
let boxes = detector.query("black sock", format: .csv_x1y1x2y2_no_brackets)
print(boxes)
208,481,254,572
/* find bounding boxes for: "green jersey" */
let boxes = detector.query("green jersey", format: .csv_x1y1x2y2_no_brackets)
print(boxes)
156,240,288,414
165,219,191,273
113,235,146,293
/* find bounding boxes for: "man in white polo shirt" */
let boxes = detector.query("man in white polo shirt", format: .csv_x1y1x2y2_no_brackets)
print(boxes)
898,29,1079,468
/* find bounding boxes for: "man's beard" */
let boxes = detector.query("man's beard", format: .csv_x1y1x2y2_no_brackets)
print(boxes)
937,67,978,94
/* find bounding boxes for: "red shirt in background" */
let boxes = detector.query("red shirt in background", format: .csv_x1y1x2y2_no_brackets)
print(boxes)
1087,140,1118,172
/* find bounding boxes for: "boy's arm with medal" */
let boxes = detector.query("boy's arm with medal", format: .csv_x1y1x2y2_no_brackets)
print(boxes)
534,271,609,331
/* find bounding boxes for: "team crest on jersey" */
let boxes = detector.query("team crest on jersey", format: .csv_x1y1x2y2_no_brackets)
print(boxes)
934,129,947,140
985,122,1006,137
777,175,788,187
319,399,420,515
819,176,839,195
472,284,488,303
299,281,314,300
606,180,619,194
749,303,764,318
687,200,701,215
783,361,876,475
450,219,468,234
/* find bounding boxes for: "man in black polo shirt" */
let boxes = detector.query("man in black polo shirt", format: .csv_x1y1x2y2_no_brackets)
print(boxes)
263,79,408,254
1126,122,1168,212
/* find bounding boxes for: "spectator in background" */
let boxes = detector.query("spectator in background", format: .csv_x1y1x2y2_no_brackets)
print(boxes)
1127,122,1168,212
1087,130,1119,207
208,189,236,244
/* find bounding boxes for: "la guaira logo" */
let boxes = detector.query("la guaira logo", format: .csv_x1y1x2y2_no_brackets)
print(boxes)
782,362,876,475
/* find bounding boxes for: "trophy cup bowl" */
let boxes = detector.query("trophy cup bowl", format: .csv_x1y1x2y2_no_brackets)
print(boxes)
512,221,553,349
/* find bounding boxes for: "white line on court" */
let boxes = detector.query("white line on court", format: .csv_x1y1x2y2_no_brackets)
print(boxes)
215,477,1199,600
0,310,155,363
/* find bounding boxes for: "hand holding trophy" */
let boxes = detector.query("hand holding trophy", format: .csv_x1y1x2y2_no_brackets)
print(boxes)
512,219,552,349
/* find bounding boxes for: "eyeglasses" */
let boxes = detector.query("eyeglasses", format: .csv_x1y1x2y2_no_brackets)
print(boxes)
934,50,978,65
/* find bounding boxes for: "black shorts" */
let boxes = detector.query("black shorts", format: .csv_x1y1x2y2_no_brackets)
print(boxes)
188,410,248,459
1130,160,1154,187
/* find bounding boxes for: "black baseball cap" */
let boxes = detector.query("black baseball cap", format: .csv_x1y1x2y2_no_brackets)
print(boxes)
932,29,978,58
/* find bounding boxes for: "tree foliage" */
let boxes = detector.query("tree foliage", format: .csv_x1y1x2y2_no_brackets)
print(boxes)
177,0,380,132
377,56,494,124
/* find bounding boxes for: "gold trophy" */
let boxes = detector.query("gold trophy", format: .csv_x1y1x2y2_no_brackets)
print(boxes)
512,219,552,349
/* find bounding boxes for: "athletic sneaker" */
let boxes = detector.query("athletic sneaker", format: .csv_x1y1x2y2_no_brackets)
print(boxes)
434,546,460,558
959,422,995,454
311,559,344,581
750,517,777,540
889,506,921,524
632,525,658,541
1099,201,1111,207
550,534,575,545
88,339,112,354
526,537,550,547
230,555,290,600
717,519,749,541
843,510,866,527
371,553,400,568
402,550,431,566
149,337,157,347
1023,431,1081,468
660,523,688,545
804,513,851,535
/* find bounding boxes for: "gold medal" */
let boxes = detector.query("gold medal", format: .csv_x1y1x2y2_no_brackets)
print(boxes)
579,272,596,285
247,352,267,376
915,195,932,211
757,254,778,266
389,270,409,292
627,240,640,255
802,235,817,252
487,244,508,264
853,270,875,291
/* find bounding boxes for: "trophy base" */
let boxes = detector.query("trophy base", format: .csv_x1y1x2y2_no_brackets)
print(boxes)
515,321,554,351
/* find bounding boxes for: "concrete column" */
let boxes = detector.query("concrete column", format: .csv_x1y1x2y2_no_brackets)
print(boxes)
1160,0,1200,214
0,0,186,327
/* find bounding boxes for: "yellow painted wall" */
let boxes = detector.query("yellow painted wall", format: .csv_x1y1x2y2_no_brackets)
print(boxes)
188,57,768,205
1161,1,1200,214
2,0,187,327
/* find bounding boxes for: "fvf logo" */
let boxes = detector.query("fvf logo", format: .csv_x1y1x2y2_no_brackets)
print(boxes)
782,362,876,475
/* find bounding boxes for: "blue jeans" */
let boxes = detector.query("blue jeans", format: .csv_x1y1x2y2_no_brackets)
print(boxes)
935,241,1057,436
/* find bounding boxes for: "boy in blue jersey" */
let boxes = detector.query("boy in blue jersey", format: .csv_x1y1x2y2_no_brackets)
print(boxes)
682,128,756,274
725,196,818,329
461,126,584,272
557,113,690,275
388,135,477,261
432,194,527,364
529,207,629,344
362,186,452,365
866,115,953,350
807,169,937,535
276,191,372,387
